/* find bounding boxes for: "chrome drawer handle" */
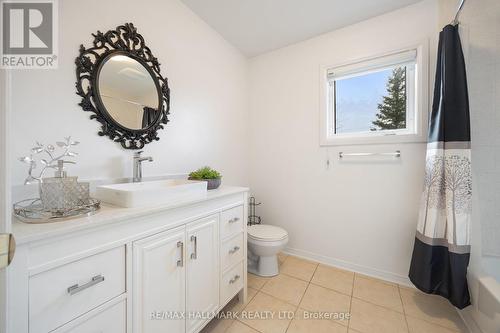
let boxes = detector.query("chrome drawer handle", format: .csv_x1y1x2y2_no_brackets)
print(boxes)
67,275,105,295
229,274,240,284
228,246,240,254
228,217,240,224
177,241,184,267
190,235,197,260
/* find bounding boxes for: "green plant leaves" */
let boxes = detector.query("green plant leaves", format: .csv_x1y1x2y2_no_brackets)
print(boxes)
188,166,221,180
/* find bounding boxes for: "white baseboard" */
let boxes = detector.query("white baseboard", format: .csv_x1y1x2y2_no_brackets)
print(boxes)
283,246,414,287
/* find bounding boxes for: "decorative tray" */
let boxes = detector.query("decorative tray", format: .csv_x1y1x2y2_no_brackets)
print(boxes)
13,198,101,224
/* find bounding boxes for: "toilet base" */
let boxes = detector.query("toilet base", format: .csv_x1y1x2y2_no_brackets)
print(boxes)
248,254,279,277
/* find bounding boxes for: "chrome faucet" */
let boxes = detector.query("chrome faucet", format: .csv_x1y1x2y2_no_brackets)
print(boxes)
133,151,153,183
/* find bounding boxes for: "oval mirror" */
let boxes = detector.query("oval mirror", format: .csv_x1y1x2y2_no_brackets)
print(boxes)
97,54,161,130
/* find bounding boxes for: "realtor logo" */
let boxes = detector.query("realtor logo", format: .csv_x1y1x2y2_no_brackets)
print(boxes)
1,0,58,69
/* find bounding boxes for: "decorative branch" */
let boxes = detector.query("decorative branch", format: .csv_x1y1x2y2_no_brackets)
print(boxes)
19,137,80,185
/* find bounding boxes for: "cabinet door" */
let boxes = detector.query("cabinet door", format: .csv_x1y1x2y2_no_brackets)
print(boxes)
133,226,186,333
186,215,219,333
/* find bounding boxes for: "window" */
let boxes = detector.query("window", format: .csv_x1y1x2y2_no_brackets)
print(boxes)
320,45,427,145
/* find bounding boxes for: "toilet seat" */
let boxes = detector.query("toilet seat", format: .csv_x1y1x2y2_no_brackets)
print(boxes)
248,224,288,242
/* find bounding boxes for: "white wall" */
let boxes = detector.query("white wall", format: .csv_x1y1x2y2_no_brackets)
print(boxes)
248,0,439,284
10,0,494,294
10,0,249,188
459,0,500,275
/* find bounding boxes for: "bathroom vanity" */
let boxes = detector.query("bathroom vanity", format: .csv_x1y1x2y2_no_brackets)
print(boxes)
8,186,248,333
6,23,248,333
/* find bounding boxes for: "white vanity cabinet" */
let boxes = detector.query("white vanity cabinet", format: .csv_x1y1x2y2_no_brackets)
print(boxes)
185,215,220,333
9,186,248,333
219,205,245,306
133,215,220,333
133,226,187,333
51,299,127,333
29,246,126,333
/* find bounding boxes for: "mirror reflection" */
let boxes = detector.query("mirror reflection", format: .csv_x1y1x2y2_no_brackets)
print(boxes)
98,54,160,130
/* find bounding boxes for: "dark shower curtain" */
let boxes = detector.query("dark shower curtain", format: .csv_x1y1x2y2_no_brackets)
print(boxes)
409,24,471,309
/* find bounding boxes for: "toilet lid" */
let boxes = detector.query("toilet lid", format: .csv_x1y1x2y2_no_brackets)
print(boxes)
248,224,288,241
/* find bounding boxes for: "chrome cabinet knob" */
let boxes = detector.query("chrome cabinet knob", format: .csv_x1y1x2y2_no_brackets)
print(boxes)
228,246,240,254
229,274,240,284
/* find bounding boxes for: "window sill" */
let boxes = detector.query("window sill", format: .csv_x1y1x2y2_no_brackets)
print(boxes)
320,133,427,146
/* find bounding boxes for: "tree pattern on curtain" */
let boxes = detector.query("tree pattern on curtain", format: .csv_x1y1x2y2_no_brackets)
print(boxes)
418,152,472,244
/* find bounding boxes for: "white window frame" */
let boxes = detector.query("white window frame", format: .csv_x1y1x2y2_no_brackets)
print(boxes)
319,41,429,146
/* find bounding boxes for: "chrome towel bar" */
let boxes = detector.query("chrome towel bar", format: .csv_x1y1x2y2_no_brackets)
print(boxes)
339,150,401,158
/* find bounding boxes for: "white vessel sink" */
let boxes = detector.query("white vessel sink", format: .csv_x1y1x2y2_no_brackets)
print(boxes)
95,179,208,208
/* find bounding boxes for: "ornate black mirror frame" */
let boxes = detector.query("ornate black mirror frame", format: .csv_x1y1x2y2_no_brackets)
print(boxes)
75,23,170,149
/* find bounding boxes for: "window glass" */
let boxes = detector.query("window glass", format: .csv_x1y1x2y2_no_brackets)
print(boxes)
333,66,408,134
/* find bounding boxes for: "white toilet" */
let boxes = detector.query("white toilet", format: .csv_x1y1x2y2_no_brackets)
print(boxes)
247,224,288,277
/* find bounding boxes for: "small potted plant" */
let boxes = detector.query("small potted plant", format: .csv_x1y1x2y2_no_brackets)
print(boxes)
188,166,222,190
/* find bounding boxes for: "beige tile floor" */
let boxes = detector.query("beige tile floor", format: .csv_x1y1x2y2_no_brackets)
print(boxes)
201,254,469,333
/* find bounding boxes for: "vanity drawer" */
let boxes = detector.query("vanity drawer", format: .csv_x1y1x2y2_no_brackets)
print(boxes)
220,205,244,239
29,246,126,333
220,262,244,305
51,299,126,333
221,233,244,271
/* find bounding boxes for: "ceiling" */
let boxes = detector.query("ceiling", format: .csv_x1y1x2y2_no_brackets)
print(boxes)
181,0,423,57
